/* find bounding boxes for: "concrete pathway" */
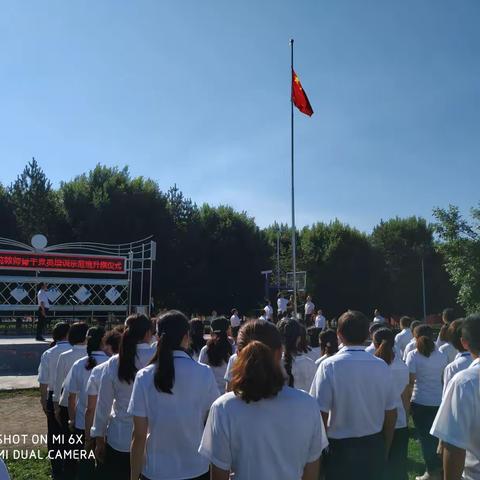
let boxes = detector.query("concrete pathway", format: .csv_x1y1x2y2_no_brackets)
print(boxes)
0,375,38,390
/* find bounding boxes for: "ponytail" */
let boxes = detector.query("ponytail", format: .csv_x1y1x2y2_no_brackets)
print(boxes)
415,325,435,357
118,314,152,384
85,327,106,371
373,328,395,365
319,329,338,357
281,319,301,388
230,340,284,403
151,310,189,394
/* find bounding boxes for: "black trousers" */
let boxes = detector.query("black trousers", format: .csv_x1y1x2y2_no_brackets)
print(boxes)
387,427,409,480
141,472,209,480
36,307,48,338
46,392,63,479
103,443,130,480
59,405,80,479
324,431,385,480
411,403,441,473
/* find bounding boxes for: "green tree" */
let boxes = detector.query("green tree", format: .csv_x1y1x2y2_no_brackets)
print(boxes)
0,184,18,238
433,205,480,313
300,221,386,316
371,216,457,317
8,158,68,243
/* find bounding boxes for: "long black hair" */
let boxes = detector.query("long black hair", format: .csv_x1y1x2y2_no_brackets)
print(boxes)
319,329,339,356
85,327,106,371
280,319,302,388
151,310,189,394
118,314,152,384
188,318,206,356
206,317,232,367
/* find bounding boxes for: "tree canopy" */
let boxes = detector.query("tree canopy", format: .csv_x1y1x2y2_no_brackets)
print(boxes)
0,160,462,318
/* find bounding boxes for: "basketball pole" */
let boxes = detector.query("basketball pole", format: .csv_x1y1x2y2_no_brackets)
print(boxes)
290,38,298,318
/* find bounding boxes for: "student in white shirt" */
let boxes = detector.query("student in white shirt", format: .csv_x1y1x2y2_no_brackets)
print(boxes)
373,308,386,324
395,316,413,357
92,314,155,480
373,328,410,480
129,310,219,480
188,318,206,361
435,308,455,349
85,328,123,455
310,310,397,480
430,314,480,480
304,296,315,325
314,309,326,330
277,293,288,317
315,329,339,366
36,282,50,341
406,325,448,480
278,319,317,392
442,318,473,395
264,300,273,322
230,308,241,336
52,322,89,478
198,317,233,392
438,318,460,365
68,327,109,433
37,322,71,479
199,319,328,480
365,322,385,353
402,320,421,361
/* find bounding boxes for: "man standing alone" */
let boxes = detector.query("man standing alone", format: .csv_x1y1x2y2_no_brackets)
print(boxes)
37,282,49,341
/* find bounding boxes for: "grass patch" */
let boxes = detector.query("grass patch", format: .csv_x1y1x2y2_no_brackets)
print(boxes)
0,389,39,400
4,450,50,480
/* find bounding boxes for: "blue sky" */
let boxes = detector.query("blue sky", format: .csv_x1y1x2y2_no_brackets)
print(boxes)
1,0,479,231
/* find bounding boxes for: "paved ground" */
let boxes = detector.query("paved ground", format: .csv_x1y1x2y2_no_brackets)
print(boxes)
0,336,52,345
0,375,38,390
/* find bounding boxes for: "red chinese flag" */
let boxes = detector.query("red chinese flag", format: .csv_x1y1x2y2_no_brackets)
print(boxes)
292,69,313,116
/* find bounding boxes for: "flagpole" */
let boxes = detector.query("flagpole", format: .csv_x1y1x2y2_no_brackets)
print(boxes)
290,38,297,319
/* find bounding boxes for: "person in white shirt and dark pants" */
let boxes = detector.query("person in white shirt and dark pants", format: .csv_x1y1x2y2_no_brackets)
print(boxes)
406,325,448,480
310,310,397,480
37,282,50,341
394,316,413,358
129,310,219,480
373,328,410,480
92,314,155,480
199,319,328,480
304,296,315,326
37,322,71,480
230,309,241,337
430,314,480,480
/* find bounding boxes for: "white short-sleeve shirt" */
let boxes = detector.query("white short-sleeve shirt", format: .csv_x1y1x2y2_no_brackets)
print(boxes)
39,341,70,392
406,349,448,406
199,386,328,480
91,343,156,452
430,359,480,480
198,345,229,393
310,346,397,439
389,355,409,429
264,305,273,320
86,361,109,396
402,339,416,362
395,329,413,357
439,343,459,365
128,351,220,480
305,346,321,363
314,315,326,329
37,289,50,309
230,314,241,328
54,345,87,405
0,459,10,480
277,298,288,313
224,353,238,383
284,354,317,393
304,301,315,315
68,352,109,430
443,352,473,396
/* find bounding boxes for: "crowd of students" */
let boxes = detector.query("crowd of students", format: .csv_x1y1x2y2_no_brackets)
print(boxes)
32,307,480,480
